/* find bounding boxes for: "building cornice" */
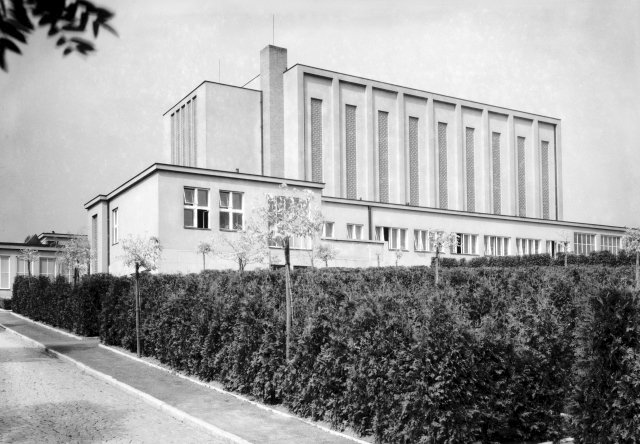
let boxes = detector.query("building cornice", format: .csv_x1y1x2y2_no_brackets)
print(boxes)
85,163,325,208
162,81,261,117
322,196,625,233
0,243,62,251
287,64,561,124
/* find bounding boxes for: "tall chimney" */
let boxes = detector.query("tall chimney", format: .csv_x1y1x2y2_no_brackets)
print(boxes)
260,45,287,177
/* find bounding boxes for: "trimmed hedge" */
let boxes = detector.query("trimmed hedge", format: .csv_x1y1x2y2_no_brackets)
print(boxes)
11,266,640,443
433,250,639,268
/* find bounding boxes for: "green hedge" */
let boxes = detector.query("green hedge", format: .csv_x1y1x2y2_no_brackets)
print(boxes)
11,266,640,443
433,250,637,268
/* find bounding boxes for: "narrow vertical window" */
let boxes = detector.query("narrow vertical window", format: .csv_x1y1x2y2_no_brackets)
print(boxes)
541,140,550,219
517,136,526,217
378,111,389,203
465,127,475,212
0,256,9,289
170,113,176,163
191,97,197,166
345,105,357,199
409,117,419,205
111,208,118,244
491,132,501,214
91,214,98,272
311,98,323,182
438,122,448,209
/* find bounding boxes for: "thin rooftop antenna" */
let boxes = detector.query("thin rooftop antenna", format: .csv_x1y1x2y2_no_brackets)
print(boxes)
218,59,221,82
272,14,275,45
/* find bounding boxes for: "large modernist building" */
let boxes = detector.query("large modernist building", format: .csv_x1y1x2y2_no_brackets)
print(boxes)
86,45,624,274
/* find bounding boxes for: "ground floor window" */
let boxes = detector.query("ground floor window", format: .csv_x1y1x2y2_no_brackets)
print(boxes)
452,233,477,255
516,238,540,256
375,226,407,250
184,187,210,229
39,257,56,279
0,256,9,289
485,236,510,256
414,230,429,252
574,232,595,255
347,224,363,240
17,258,31,276
601,235,621,254
322,222,334,238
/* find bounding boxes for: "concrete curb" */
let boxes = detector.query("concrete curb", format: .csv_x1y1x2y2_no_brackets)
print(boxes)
0,309,84,340
0,322,251,444
98,343,371,444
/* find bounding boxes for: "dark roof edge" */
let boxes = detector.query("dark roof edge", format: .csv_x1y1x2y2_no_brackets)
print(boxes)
162,81,261,116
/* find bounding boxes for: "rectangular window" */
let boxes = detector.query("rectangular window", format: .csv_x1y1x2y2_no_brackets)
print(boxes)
91,214,98,272
452,233,477,255
517,136,526,217
111,208,118,244
311,98,323,182
376,226,407,250
345,104,357,199
601,235,621,254
492,132,501,215
414,230,428,252
0,256,9,289
17,258,30,276
465,127,475,212
485,236,510,256
219,190,242,230
322,222,334,238
378,111,389,203
516,238,540,256
347,224,363,240
171,97,197,166
438,122,448,209
184,187,209,229
574,232,595,255
39,257,56,279
408,116,419,205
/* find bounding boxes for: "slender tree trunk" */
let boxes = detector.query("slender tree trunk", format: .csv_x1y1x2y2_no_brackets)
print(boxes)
73,267,79,287
324,259,328,267
135,263,141,358
636,251,640,290
202,253,206,271
564,251,568,267
435,251,440,286
284,237,292,363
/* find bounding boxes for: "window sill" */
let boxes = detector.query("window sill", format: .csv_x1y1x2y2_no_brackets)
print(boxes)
219,228,243,233
451,253,480,257
183,226,211,231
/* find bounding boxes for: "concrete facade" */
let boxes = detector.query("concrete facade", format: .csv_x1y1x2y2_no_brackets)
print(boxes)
86,45,624,275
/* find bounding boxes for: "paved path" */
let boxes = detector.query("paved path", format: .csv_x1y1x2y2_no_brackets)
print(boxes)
0,326,221,443
0,311,364,444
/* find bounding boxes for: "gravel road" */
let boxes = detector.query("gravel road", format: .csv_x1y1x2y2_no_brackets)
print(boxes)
0,327,223,443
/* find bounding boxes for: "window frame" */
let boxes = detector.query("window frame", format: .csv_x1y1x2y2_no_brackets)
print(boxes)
322,222,335,239
39,257,56,280
516,238,540,256
218,190,243,231
17,258,31,277
183,186,211,230
375,226,407,251
111,207,119,245
0,256,10,289
601,235,621,254
346,223,363,240
452,233,478,255
484,235,510,256
574,232,595,255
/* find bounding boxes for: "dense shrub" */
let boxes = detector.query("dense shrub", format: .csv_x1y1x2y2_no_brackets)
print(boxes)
434,250,637,268
11,265,640,442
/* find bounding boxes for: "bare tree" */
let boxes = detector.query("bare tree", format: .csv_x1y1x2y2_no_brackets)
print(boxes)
257,184,323,362
121,235,162,357
56,237,92,285
315,243,338,267
558,231,572,267
622,227,640,290
394,248,403,267
196,241,213,271
216,222,268,272
429,231,458,285
18,248,39,276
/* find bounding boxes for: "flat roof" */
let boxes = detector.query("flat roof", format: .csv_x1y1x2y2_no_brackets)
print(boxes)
162,80,261,116
322,196,625,232
287,63,561,122
84,163,325,208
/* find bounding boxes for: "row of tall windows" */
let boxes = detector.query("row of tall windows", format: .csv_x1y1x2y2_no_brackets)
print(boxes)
309,99,551,219
0,256,72,289
170,96,197,167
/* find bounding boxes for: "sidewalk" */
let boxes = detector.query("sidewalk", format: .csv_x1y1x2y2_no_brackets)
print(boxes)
0,310,367,444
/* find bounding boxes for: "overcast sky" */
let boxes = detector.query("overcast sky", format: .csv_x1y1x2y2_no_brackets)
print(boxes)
1,0,638,242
